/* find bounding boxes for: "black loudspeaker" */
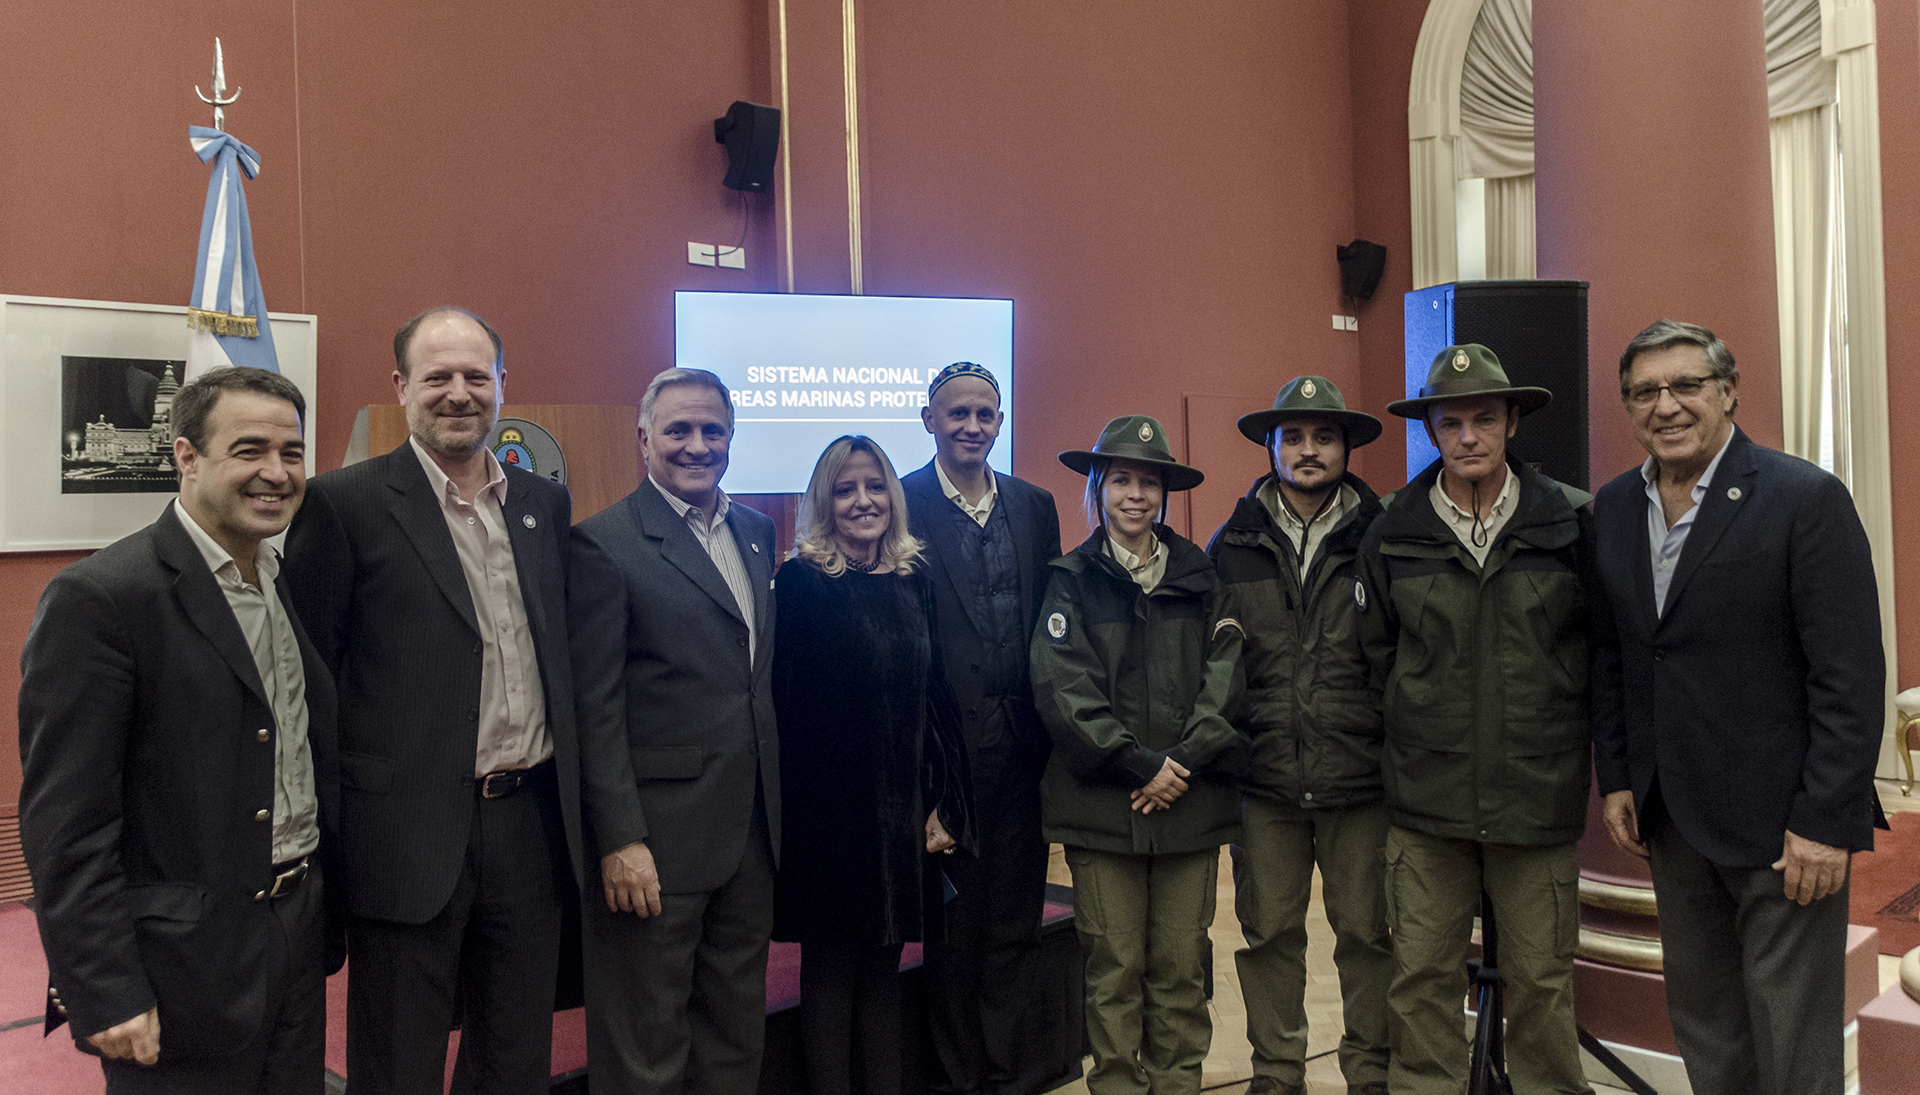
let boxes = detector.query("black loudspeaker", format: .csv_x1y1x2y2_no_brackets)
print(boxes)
1337,239,1388,300
713,101,781,192
1403,279,1589,490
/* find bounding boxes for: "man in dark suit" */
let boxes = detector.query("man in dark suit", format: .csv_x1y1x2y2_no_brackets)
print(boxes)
21,366,338,1094
284,307,580,1095
1591,319,1885,1095
901,361,1061,1095
568,367,780,1095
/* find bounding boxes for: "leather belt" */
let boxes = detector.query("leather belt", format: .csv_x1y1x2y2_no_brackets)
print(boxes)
478,761,548,799
268,856,310,899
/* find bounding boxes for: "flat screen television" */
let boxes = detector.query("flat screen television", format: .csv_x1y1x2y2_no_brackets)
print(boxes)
674,291,1015,495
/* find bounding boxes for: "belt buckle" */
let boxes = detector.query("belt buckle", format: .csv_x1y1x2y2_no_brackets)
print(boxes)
269,857,310,898
481,771,518,799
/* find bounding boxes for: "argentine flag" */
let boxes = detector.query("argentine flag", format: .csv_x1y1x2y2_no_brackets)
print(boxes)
186,125,279,377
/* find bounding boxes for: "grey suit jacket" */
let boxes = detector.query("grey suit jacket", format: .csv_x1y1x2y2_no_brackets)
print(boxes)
283,442,581,922
19,504,340,1055
569,479,781,894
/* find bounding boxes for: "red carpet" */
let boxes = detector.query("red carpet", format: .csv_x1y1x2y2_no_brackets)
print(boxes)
1851,810,1920,956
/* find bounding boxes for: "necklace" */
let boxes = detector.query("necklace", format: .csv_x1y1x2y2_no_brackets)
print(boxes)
846,555,878,573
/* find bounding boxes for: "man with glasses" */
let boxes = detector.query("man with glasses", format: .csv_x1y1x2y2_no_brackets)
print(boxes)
1591,320,1884,1095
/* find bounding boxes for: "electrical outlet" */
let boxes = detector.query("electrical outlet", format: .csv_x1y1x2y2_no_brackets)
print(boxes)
1332,314,1344,330
715,245,746,269
1345,315,1360,331
688,242,717,267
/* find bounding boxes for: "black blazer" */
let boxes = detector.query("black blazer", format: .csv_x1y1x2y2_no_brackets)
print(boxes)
19,504,340,1056
900,460,1061,761
568,480,781,894
1590,426,1885,867
283,442,581,922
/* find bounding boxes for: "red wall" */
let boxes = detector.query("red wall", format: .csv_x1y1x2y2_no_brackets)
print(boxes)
1877,0,1920,689
0,1,1364,804
2,0,1912,815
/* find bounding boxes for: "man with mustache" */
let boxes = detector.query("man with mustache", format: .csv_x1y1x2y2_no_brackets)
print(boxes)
1208,376,1389,1095
285,307,583,1094
567,368,781,1095
22,366,337,1095
1358,345,1595,1095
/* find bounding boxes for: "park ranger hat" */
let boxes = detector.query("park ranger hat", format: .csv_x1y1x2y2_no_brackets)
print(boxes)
1386,343,1553,419
1058,415,1205,492
1236,375,1383,448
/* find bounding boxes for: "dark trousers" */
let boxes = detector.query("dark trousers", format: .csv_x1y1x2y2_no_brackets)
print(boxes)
921,729,1049,1095
103,863,327,1095
583,794,777,1095
345,766,566,1095
799,942,906,1095
1647,812,1850,1095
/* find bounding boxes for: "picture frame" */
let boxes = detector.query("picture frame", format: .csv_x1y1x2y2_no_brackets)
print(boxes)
0,294,318,552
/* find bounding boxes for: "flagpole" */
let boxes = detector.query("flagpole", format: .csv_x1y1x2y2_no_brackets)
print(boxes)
187,39,279,378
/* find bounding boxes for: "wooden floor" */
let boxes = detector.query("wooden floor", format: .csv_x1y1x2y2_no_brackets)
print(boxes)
1043,778,1920,1095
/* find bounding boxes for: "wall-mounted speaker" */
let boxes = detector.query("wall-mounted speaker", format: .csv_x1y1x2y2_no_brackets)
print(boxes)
1337,239,1388,300
1403,279,1590,490
714,101,781,193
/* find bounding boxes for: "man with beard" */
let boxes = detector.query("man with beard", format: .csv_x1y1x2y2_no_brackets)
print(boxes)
901,362,1062,1095
1209,376,1390,1095
285,307,582,1094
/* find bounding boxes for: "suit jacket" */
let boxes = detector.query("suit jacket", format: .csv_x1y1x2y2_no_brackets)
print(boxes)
900,460,1061,767
1590,426,1884,867
18,504,340,1056
568,480,781,894
282,441,581,922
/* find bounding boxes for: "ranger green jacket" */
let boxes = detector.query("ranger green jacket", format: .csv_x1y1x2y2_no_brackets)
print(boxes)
1032,526,1245,855
1357,458,1593,846
1209,472,1385,809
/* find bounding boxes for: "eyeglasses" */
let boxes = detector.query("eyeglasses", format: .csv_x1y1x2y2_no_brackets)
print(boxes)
1623,374,1718,408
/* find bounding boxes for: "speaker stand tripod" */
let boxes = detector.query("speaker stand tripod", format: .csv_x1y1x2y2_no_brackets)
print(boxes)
1466,894,1658,1095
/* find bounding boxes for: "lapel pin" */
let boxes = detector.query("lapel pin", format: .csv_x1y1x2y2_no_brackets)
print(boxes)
523,514,537,528
1727,487,1743,501
751,543,760,553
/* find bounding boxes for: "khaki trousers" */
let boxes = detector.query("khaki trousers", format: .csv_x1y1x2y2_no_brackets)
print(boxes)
1065,846,1219,1095
1232,797,1392,1088
1382,827,1591,1095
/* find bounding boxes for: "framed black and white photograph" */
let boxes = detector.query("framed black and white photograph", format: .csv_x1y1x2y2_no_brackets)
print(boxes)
0,295,318,551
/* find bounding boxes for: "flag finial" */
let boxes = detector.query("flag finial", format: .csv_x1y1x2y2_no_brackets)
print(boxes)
194,38,242,132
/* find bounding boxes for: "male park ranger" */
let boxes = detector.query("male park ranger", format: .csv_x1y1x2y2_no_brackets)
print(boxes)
1359,345,1595,1095
1209,376,1390,1095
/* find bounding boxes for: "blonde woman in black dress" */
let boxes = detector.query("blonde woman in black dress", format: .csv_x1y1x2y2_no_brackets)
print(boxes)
773,434,971,1095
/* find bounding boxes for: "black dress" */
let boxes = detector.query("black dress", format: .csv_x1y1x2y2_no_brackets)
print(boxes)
771,556,972,1095
771,557,969,947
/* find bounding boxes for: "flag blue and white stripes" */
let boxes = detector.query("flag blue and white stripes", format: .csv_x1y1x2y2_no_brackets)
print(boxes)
186,124,279,377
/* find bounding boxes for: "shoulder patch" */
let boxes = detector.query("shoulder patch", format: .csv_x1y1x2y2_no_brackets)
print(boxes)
1046,611,1069,641
1213,616,1243,639
1353,577,1368,612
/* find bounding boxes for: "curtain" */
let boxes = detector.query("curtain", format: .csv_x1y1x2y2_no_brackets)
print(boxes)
1769,107,1844,475
1458,0,1533,278
1484,174,1535,279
